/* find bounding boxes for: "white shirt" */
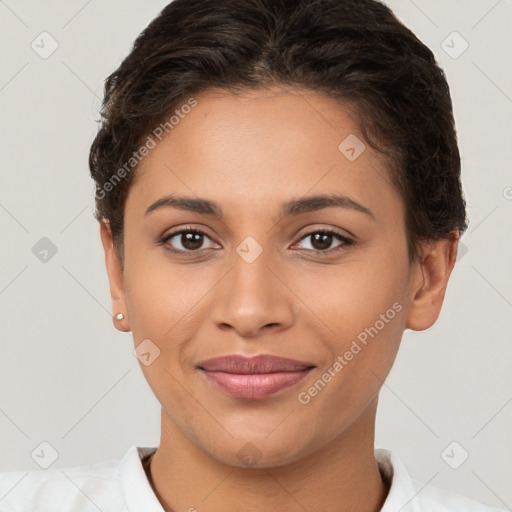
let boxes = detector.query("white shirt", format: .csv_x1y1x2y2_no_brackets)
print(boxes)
0,446,504,512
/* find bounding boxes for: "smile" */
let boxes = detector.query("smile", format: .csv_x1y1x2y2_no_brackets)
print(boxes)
197,354,315,400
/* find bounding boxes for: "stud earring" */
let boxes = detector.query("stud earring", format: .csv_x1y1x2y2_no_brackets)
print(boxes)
115,313,125,320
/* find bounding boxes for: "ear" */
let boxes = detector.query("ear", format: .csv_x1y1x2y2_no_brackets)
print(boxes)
99,220,131,332
405,230,460,331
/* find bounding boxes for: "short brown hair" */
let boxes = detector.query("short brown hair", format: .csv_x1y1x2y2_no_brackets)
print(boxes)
89,0,468,264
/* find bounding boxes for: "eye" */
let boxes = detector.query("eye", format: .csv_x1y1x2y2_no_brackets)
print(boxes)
160,227,218,253
293,229,354,254
158,227,354,256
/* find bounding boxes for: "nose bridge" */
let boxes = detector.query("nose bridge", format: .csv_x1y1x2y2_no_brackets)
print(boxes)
211,236,294,336
228,238,278,309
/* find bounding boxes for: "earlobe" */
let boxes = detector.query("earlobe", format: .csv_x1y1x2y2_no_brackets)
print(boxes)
405,231,460,331
99,220,131,333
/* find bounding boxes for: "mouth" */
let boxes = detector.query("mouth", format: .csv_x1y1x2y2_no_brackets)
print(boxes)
196,354,315,400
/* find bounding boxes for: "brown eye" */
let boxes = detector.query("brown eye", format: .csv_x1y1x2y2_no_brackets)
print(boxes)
177,232,204,251
295,230,354,254
311,232,334,251
161,229,217,253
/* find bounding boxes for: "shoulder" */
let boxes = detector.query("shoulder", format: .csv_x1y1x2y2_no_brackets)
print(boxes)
376,448,506,512
0,450,125,512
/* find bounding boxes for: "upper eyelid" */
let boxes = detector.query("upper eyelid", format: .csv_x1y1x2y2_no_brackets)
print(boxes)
291,230,354,251
163,227,217,244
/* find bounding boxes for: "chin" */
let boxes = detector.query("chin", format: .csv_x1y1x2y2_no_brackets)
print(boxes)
202,433,315,470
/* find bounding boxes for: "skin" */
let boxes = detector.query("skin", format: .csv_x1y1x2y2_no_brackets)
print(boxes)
100,86,459,512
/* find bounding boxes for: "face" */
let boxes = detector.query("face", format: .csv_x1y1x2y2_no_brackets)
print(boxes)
101,86,455,468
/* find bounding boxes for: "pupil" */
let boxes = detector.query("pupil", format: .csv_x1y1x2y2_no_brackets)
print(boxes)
312,232,332,251
182,232,203,250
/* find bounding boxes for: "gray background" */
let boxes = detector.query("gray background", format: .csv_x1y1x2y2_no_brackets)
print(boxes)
0,0,511,509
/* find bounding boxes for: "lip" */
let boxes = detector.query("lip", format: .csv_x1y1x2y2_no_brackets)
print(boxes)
197,354,315,400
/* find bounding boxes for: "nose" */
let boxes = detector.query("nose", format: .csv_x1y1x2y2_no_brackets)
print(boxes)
211,247,295,339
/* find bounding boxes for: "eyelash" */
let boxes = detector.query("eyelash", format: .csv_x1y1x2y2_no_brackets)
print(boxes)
158,226,355,256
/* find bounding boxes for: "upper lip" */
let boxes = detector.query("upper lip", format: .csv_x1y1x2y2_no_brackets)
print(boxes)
197,354,315,374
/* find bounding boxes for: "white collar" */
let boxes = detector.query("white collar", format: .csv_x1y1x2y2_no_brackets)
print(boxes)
121,446,163,512
376,448,423,512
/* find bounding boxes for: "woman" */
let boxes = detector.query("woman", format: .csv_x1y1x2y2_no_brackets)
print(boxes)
0,0,505,510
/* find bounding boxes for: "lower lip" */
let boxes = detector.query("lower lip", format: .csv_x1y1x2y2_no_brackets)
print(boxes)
199,369,313,400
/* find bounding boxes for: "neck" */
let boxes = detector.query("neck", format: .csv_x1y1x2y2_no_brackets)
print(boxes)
148,399,388,512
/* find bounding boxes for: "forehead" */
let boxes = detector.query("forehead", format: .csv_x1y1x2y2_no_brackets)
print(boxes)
127,87,402,224
157,87,363,166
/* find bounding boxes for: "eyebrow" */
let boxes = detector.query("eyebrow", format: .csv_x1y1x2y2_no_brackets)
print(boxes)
145,193,375,220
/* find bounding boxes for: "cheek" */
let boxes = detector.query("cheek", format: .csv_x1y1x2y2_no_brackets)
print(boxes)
297,247,408,346
122,254,211,413
123,250,203,339
293,263,407,432
293,244,409,410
